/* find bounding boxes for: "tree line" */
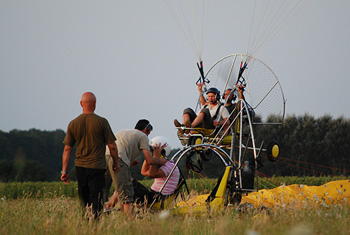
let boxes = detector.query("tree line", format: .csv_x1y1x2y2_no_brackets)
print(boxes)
257,114,350,177
0,114,349,182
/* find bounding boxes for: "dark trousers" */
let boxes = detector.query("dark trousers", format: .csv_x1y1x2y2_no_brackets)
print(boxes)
76,166,106,218
132,179,158,205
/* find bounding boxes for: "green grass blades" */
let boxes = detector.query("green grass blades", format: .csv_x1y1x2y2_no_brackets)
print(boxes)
1,197,350,234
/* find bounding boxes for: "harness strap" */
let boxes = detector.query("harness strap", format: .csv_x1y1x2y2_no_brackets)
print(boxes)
204,104,222,120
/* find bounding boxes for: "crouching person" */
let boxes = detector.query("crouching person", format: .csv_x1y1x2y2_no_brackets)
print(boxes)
104,120,166,217
106,136,180,210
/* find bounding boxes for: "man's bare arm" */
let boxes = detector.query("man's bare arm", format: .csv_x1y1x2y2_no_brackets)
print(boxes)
142,149,167,166
107,142,119,173
61,145,72,184
141,159,150,176
198,83,208,106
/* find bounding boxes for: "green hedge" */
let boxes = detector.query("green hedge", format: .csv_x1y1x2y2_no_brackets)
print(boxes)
0,176,348,200
0,182,78,199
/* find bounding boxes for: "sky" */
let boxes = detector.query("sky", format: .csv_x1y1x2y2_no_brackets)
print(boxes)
1,1,349,149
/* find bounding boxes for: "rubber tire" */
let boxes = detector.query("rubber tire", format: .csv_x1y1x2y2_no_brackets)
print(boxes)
267,140,280,162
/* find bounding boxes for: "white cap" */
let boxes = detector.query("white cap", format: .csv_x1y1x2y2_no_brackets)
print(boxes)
149,136,171,157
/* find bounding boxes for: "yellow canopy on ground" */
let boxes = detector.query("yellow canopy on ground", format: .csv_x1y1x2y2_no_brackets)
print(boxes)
241,180,350,208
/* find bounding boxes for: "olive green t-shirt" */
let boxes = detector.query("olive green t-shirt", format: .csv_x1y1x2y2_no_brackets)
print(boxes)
63,113,116,169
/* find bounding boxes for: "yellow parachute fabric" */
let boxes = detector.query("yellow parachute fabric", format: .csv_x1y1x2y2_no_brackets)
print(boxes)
241,180,350,208
173,171,349,214
173,166,231,214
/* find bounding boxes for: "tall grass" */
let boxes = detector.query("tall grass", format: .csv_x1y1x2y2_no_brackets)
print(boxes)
1,177,350,234
1,196,349,234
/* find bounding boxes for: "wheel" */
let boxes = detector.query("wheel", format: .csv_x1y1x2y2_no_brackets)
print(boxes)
266,140,280,162
188,136,203,146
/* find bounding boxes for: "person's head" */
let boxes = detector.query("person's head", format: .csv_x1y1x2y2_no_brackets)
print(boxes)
206,87,220,105
80,92,96,113
135,119,153,136
223,89,236,103
149,136,171,158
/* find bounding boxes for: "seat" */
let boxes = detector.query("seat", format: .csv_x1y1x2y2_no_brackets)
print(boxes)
183,127,233,146
150,178,187,210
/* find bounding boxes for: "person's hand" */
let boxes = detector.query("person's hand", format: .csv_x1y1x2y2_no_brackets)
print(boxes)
105,201,115,210
112,163,120,173
152,143,166,159
131,160,140,166
61,172,70,185
213,120,220,127
197,83,203,92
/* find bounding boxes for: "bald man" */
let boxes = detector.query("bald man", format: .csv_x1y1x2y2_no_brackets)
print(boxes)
61,92,119,219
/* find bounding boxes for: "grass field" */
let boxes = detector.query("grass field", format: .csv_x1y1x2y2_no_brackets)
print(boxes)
1,177,349,234
1,196,349,234
1,176,348,199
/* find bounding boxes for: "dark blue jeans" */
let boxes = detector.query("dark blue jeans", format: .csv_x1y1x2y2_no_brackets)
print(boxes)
76,166,106,218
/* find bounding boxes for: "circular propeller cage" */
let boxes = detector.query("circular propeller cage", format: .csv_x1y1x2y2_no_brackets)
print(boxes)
204,54,286,124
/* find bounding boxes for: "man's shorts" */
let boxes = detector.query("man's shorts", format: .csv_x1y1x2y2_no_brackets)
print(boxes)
106,155,134,204
183,107,214,129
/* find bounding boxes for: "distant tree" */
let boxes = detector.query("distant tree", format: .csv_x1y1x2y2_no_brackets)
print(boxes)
0,160,14,182
21,161,47,182
0,129,68,181
256,114,350,177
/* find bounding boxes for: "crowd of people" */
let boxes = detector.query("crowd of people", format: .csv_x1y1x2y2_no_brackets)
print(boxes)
60,85,243,219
